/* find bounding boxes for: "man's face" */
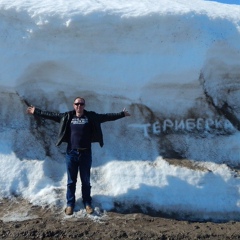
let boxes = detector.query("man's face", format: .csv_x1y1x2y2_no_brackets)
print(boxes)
73,98,85,113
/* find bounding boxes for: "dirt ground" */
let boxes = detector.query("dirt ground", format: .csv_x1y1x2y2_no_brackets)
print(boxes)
1,199,240,240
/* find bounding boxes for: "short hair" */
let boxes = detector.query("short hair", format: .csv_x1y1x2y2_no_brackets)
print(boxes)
73,97,85,103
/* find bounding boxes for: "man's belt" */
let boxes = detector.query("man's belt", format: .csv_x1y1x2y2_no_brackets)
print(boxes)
75,148,88,152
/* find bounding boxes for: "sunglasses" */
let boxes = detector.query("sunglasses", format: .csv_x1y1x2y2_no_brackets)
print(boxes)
74,103,85,106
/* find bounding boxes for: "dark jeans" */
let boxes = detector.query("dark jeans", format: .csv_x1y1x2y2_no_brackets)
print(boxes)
65,149,92,208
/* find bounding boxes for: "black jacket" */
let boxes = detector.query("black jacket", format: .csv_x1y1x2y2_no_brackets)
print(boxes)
34,108,125,147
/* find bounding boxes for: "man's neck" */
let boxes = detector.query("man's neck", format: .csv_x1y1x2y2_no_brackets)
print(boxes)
76,111,84,117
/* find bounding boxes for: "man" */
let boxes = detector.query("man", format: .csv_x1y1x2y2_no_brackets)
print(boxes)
26,97,130,215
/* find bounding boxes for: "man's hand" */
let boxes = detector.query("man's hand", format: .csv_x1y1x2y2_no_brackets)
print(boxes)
122,108,130,117
26,106,35,115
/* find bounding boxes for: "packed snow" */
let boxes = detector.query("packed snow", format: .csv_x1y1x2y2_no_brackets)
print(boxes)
0,0,240,222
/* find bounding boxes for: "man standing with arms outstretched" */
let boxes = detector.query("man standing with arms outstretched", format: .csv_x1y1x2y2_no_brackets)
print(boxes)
26,97,130,215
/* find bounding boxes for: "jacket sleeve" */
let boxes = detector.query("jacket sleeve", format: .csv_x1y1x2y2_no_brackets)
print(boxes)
34,108,64,123
97,111,125,123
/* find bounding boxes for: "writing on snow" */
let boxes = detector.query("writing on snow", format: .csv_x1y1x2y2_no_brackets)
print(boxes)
128,118,235,138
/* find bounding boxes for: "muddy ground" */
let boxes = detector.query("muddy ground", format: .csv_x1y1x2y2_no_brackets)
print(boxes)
1,199,240,239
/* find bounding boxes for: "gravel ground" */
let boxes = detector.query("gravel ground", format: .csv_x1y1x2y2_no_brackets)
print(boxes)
1,199,240,240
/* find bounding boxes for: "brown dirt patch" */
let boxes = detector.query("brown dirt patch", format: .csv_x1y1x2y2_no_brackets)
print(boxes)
1,198,240,239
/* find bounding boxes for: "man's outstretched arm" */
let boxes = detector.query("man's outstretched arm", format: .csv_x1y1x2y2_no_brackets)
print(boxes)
26,105,63,123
